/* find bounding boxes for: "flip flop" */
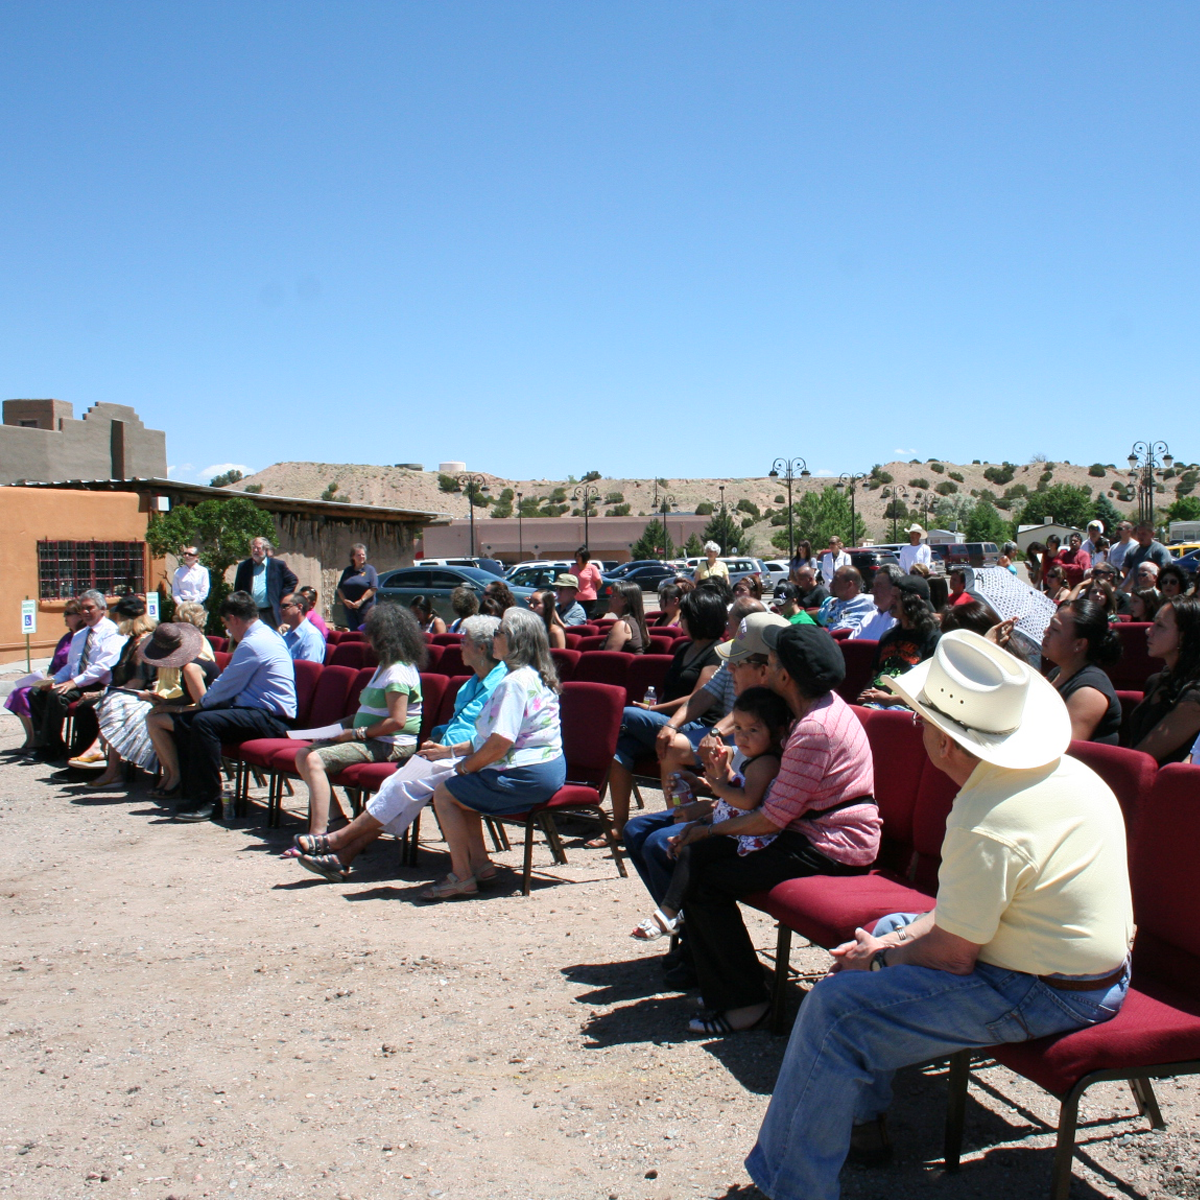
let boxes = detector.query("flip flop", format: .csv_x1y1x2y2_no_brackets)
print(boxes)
687,1007,770,1037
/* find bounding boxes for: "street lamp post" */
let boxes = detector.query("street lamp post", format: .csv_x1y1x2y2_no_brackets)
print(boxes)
768,457,810,562
516,491,524,558
573,483,600,551
1127,441,1173,528
718,484,727,553
657,494,675,558
456,472,489,558
835,472,866,546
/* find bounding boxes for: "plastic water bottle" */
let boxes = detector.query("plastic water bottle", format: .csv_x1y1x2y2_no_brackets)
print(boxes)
667,772,694,808
223,795,237,822
643,686,657,706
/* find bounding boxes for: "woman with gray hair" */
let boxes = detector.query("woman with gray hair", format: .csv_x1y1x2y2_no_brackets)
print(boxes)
693,541,729,584
336,542,378,630
421,606,565,900
290,615,508,882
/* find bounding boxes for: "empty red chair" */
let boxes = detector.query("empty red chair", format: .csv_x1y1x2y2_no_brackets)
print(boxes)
575,635,609,653
550,648,581,682
572,651,633,692
422,644,444,672
836,638,878,703
502,681,628,894
563,633,582,649
646,635,674,655
324,629,344,646
944,763,1200,1199
626,655,673,707
330,641,367,670
573,624,601,638
649,625,682,638
1106,623,1162,691
339,631,368,644
435,645,466,677
1066,740,1158,838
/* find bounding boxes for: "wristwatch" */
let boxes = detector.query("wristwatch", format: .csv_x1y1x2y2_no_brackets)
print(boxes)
869,948,890,971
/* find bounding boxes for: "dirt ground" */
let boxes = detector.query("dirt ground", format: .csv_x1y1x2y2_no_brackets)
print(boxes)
0,710,1196,1200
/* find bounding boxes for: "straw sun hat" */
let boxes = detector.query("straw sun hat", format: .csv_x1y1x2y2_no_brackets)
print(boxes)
882,629,1070,769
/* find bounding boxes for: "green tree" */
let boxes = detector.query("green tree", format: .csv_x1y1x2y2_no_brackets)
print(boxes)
146,497,274,634
244,483,263,494
1092,492,1122,533
702,509,745,555
437,473,461,493
684,532,705,557
695,501,715,516
490,487,514,519
965,499,1010,543
1023,482,1094,528
1166,496,1200,522
908,477,930,490
607,503,631,516
735,498,760,518
930,462,945,474
772,485,863,552
984,462,1016,486
630,518,674,561
1088,463,1108,477
320,482,347,502
209,468,243,488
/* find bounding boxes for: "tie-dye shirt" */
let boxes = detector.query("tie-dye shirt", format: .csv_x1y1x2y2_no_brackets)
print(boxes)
471,665,563,769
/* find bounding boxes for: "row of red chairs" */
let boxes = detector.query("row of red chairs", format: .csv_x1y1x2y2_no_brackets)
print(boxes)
216,658,629,893
741,704,1199,1198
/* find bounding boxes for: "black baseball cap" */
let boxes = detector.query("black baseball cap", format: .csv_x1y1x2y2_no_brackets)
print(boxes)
761,623,845,697
894,574,931,603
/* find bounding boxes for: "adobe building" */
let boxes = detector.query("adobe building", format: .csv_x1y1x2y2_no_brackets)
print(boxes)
0,478,446,664
1,399,167,483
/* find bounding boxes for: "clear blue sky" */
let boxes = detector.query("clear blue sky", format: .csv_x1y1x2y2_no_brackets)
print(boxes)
1,2,1196,484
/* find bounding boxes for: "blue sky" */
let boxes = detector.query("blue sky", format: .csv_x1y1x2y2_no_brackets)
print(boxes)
1,2,1197,484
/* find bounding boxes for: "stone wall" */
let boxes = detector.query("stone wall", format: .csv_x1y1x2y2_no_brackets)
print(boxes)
0,400,167,485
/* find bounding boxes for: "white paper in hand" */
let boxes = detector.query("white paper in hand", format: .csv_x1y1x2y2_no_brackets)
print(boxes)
287,723,346,740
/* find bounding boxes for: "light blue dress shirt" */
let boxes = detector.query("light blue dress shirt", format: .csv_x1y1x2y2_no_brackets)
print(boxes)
434,663,508,745
283,618,327,663
201,619,297,718
250,561,269,608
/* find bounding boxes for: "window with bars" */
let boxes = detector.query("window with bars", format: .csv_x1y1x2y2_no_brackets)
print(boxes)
37,541,146,600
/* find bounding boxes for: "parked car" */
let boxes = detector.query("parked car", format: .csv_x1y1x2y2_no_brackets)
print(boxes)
376,565,537,622
760,560,790,589
929,542,1001,571
1168,542,1200,559
597,560,677,601
419,556,506,577
504,561,572,589
844,548,901,588
1174,549,1200,579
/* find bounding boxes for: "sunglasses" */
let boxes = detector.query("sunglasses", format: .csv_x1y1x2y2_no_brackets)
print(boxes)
183,551,198,557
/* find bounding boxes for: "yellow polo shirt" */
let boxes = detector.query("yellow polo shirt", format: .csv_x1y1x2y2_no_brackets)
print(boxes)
934,755,1133,976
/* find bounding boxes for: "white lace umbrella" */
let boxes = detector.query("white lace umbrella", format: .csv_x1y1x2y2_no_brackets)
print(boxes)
962,566,1057,663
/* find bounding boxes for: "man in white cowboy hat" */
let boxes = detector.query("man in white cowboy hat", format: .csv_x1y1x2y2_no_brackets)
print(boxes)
746,630,1133,1200
897,523,932,574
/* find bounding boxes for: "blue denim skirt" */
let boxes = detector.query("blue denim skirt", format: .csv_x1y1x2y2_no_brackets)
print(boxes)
443,756,567,815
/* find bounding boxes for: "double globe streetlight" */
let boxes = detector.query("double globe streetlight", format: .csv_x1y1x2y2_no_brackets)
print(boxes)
1127,441,1173,528
768,457,810,561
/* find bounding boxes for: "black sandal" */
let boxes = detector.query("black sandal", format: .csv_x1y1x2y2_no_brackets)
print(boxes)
296,853,349,883
295,833,332,856
149,784,181,800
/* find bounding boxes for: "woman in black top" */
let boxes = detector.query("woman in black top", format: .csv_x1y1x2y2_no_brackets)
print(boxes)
1125,596,1200,763
337,543,378,630
602,589,726,839
1041,598,1123,745
856,578,940,707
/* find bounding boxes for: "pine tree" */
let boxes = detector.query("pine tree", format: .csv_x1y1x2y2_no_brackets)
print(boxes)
630,518,674,561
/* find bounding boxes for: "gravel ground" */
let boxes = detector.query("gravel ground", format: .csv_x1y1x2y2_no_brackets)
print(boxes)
0,712,1196,1200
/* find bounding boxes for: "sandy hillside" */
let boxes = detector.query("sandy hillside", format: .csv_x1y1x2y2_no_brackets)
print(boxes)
222,456,1177,549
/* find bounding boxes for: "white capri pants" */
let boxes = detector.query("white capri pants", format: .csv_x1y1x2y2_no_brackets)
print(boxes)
366,755,461,837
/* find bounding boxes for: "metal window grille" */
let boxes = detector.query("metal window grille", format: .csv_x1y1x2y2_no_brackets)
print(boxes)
37,541,146,600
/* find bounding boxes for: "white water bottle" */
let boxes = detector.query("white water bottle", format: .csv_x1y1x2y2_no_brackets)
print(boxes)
643,686,657,706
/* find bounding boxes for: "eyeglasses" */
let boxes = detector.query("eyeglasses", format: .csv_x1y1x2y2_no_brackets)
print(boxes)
182,551,198,558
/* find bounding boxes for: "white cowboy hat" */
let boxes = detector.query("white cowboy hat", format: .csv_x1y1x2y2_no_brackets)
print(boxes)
882,629,1070,769
904,523,926,535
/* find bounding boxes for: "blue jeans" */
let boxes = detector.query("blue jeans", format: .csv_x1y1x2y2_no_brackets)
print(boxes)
622,808,679,907
614,707,708,770
746,913,1129,1200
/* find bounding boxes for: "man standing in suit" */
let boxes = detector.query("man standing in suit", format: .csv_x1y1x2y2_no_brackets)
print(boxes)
233,537,298,626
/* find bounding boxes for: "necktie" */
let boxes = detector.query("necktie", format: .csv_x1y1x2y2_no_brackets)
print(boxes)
78,628,93,673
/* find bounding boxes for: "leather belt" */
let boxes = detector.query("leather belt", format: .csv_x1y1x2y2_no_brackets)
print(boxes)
1037,965,1127,992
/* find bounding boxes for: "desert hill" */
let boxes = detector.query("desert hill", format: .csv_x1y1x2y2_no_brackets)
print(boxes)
223,456,1180,549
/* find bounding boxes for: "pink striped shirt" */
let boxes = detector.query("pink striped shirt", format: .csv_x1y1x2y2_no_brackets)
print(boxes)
762,691,879,867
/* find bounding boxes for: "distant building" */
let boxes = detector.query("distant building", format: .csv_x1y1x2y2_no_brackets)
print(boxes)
0,399,167,484
1016,522,1082,551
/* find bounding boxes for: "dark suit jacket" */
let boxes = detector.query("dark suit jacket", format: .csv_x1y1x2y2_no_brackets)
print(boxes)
233,557,299,624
